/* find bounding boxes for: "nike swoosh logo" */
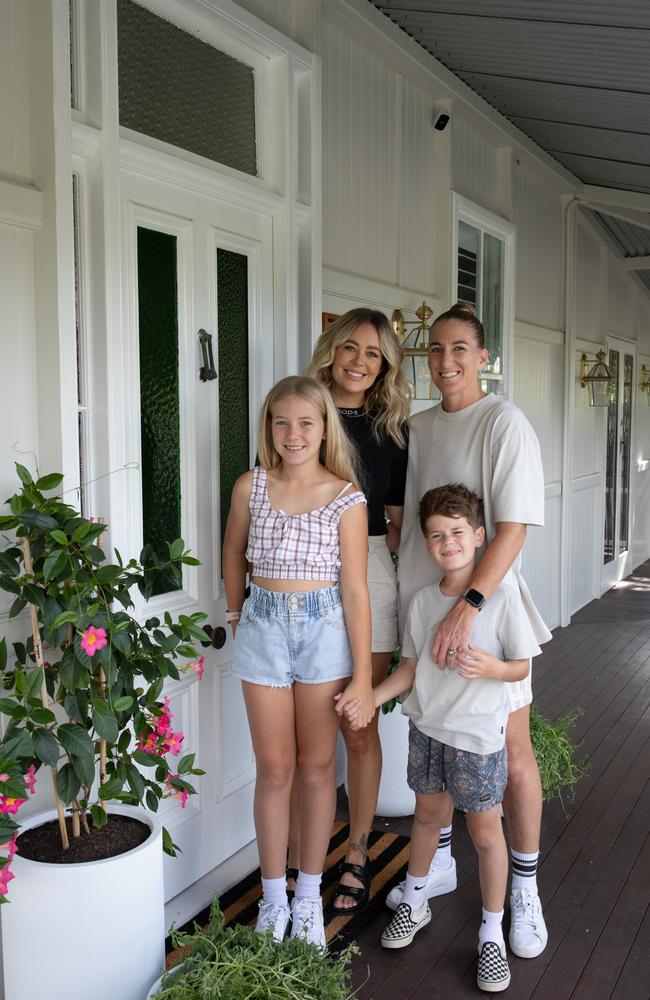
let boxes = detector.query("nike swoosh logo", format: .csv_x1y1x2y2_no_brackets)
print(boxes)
414,885,426,890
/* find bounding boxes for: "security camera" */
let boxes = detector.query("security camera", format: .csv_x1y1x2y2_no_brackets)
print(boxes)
434,113,450,131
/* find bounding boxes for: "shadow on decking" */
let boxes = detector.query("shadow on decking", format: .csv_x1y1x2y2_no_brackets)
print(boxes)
342,561,650,1000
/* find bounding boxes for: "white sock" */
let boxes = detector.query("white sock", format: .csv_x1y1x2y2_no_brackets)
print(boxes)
401,871,429,912
433,825,453,869
510,848,539,893
261,875,288,907
478,907,505,952
295,870,322,901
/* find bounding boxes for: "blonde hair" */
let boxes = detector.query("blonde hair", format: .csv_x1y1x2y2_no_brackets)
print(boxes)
257,375,360,486
305,308,411,447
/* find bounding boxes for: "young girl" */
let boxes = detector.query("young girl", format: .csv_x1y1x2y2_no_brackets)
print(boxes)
223,375,374,949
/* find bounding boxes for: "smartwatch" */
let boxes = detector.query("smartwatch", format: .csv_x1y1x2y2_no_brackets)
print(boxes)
462,587,486,611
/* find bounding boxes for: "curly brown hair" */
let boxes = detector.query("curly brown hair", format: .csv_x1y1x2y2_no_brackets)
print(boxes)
419,483,484,535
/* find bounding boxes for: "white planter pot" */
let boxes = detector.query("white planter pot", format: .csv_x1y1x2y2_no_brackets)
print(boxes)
376,707,415,817
147,962,186,998
1,805,165,1000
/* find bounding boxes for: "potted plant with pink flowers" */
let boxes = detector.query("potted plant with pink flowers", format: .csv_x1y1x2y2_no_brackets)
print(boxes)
0,465,208,1000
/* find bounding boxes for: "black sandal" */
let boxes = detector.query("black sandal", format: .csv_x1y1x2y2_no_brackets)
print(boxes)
286,867,299,903
329,860,372,915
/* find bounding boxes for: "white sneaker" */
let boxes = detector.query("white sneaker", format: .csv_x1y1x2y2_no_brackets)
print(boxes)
255,899,291,943
509,888,548,958
386,857,457,911
290,896,326,950
381,901,431,949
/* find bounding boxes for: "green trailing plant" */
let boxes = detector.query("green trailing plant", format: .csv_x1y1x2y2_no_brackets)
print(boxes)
155,901,361,1000
529,705,589,809
0,464,209,899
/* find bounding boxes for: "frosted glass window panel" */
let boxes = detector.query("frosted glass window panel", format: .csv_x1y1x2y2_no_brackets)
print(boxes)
117,0,257,176
217,249,250,550
137,227,182,594
604,349,619,565
483,234,504,376
458,221,480,307
619,354,633,554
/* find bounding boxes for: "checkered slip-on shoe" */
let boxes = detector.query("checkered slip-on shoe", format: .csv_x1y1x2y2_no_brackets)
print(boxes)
476,941,511,992
381,902,431,949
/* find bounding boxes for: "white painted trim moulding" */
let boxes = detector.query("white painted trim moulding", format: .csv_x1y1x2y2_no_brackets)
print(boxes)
0,178,43,230
515,321,564,347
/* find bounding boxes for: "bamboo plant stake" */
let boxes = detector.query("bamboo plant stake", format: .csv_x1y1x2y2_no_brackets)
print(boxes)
21,537,69,849
97,517,107,813
66,622,81,839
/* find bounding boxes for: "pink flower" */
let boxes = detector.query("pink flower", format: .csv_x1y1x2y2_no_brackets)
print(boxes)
0,834,17,862
0,867,14,895
193,656,205,681
80,626,108,657
166,731,184,756
24,763,37,795
165,775,188,808
0,797,25,815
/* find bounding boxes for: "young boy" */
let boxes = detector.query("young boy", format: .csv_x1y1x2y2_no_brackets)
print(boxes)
346,483,542,992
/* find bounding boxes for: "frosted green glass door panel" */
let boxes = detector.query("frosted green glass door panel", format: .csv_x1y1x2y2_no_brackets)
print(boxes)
217,249,250,547
137,226,181,592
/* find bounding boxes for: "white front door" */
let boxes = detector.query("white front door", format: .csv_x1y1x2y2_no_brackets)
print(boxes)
601,337,636,594
121,167,275,899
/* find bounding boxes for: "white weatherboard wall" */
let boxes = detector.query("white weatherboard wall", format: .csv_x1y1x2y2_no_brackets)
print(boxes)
318,0,650,631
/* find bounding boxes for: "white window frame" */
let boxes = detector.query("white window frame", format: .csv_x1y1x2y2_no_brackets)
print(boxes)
452,193,516,399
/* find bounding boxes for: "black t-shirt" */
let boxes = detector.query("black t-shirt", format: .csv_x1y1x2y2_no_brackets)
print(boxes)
339,407,409,536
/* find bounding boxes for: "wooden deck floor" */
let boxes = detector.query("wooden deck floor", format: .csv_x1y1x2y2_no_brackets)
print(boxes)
345,562,650,1000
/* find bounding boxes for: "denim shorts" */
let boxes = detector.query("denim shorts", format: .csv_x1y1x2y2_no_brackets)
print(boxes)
407,721,508,813
232,583,354,687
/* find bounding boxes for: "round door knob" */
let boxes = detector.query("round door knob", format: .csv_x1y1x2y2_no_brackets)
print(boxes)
200,625,227,649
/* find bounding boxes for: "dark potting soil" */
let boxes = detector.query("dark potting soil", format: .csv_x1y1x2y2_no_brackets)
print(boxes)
17,814,150,864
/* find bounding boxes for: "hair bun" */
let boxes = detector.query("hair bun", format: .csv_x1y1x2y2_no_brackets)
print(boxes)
451,302,477,317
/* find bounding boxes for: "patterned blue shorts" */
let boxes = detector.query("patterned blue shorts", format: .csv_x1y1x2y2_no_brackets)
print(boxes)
407,721,508,813
232,583,353,687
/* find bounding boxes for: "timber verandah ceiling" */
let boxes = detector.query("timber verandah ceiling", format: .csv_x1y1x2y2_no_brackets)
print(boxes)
369,0,650,292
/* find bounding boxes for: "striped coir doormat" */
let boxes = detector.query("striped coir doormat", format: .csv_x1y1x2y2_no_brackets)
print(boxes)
165,822,409,966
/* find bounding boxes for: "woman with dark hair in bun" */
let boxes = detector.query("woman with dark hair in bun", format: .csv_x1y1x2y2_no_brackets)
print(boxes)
390,303,552,965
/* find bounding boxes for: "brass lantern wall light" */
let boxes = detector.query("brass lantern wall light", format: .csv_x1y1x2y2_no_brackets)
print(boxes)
391,302,439,400
640,364,650,405
580,350,613,407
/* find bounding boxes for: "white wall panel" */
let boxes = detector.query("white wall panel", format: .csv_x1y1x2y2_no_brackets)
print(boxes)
322,18,399,284
0,1,31,181
451,117,502,217
607,259,636,338
521,495,561,630
574,216,605,344
398,76,436,293
569,482,600,613
513,334,563,484
513,164,563,331
572,359,605,479
231,0,314,50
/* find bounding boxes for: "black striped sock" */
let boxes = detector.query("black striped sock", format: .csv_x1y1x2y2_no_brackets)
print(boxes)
433,825,453,868
510,849,538,892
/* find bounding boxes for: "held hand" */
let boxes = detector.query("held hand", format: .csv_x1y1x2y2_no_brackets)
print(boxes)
455,645,503,680
335,682,375,728
431,599,478,668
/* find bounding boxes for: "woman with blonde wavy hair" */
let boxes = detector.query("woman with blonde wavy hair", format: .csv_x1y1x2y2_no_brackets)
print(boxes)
286,308,411,913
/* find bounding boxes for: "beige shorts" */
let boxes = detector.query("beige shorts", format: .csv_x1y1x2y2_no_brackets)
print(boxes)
506,661,533,712
368,536,398,653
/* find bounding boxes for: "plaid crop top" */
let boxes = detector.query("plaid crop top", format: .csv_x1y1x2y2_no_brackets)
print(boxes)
246,466,366,581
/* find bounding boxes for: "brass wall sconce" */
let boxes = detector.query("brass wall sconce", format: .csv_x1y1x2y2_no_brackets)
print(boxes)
640,364,650,404
580,350,613,407
391,301,434,350
392,302,437,400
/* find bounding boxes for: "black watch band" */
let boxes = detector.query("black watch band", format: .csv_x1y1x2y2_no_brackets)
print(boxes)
462,587,486,611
